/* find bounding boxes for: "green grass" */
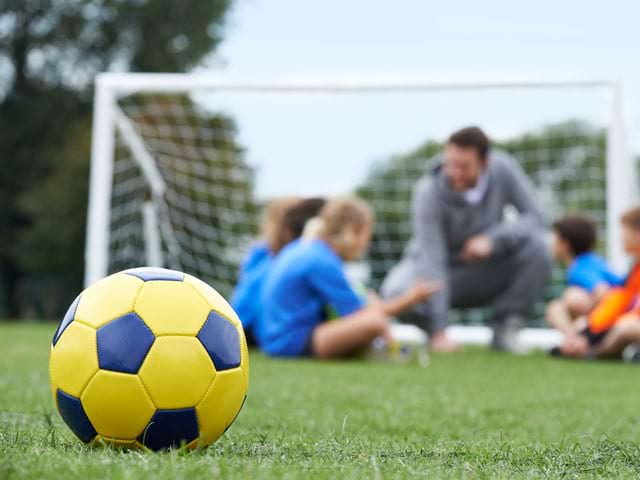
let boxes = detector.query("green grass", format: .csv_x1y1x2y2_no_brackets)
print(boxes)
2,323,640,479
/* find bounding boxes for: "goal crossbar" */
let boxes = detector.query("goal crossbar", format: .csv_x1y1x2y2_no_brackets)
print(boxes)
97,72,616,96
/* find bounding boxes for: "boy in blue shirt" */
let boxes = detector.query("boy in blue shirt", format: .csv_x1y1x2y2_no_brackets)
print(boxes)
259,197,440,358
546,215,623,335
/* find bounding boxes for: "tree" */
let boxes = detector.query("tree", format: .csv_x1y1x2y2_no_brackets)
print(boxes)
0,0,233,94
0,0,234,318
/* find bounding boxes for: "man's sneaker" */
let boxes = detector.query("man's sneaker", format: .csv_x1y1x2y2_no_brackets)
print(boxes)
622,343,640,363
491,315,527,354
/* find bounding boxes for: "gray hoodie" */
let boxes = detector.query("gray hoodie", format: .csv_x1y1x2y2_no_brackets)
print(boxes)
404,150,545,318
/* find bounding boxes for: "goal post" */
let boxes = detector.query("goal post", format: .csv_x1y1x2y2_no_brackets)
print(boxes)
85,73,636,348
85,80,117,287
606,83,634,272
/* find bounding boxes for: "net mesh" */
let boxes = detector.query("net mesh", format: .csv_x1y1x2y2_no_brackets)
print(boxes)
108,90,608,325
110,94,259,297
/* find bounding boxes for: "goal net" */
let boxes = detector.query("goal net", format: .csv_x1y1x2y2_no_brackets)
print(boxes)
87,74,635,343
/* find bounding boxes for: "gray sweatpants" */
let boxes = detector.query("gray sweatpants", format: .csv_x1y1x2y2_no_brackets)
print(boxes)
381,234,551,333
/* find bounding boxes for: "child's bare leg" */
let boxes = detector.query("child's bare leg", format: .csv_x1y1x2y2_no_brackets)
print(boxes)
312,312,390,359
596,313,640,358
546,299,574,335
547,288,594,336
572,315,588,332
564,287,595,317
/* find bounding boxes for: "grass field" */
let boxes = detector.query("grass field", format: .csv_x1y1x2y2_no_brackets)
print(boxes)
2,323,640,479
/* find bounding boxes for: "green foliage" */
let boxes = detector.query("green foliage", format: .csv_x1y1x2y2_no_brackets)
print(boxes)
0,88,90,317
0,0,235,318
499,120,606,217
0,0,233,93
14,119,91,318
4,323,640,478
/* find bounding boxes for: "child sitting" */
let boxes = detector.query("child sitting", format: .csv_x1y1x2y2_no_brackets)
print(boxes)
232,197,325,344
546,215,622,336
258,196,440,359
560,207,640,359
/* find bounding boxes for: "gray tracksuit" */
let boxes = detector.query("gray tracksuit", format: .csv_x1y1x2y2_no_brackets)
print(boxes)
381,150,551,332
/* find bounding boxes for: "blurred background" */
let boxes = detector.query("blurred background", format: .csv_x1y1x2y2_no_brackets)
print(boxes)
1,0,639,321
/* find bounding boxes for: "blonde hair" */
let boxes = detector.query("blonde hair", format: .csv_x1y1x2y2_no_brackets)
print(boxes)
318,196,374,243
261,196,300,253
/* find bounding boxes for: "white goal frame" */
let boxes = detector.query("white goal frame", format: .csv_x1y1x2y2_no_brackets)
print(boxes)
86,73,636,349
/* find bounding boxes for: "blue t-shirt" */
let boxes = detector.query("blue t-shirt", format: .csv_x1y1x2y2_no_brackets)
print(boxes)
232,242,272,331
566,252,623,292
239,241,271,278
259,239,365,357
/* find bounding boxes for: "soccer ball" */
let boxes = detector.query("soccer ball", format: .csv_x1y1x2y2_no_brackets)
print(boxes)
49,267,249,451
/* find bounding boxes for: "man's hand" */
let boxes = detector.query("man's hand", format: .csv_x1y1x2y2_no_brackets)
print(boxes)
461,234,494,261
560,334,590,358
407,280,443,303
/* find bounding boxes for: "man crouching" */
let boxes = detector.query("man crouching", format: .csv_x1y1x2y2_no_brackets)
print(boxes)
382,126,551,352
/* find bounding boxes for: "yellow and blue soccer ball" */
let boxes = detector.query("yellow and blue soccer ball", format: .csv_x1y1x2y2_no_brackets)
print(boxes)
49,267,249,451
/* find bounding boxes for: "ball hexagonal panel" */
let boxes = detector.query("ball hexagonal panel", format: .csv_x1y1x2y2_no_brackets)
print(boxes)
52,294,81,346
74,273,143,329
124,267,185,282
56,390,97,443
197,311,241,371
134,281,210,336
50,322,99,397
82,370,155,440
195,368,246,446
138,336,215,409
97,313,155,374
138,408,199,451
183,274,242,327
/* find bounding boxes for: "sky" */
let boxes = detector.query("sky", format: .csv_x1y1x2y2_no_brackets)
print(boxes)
198,0,640,198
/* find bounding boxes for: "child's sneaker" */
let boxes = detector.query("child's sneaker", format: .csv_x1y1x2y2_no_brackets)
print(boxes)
622,343,640,363
364,324,430,367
